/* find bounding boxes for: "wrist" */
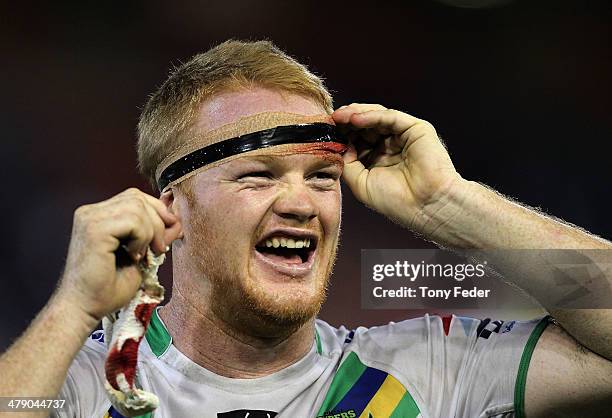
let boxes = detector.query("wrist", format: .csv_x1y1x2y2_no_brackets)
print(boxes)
413,177,479,246
51,289,101,336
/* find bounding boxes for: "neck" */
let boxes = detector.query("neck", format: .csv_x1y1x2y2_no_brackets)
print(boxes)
158,286,316,379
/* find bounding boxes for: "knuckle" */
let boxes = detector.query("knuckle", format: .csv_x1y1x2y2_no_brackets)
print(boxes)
388,109,406,119
418,120,437,135
422,119,435,129
124,196,146,211
116,187,138,198
126,187,141,195
73,205,99,230
74,204,89,218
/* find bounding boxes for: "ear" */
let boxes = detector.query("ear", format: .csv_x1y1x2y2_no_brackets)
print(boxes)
160,188,186,242
160,189,177,214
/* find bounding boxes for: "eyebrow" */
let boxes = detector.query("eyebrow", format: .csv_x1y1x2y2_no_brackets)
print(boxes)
239,155,277,164
236,153,343,169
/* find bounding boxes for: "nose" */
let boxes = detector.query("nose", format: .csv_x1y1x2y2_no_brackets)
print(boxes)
272,181,318,223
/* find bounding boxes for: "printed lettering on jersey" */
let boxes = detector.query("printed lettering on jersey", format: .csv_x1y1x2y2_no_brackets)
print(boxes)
318,411,356,418
217,410,277,418
316,352,420,418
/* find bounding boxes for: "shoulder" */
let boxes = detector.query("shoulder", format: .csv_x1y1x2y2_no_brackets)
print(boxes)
318,314,547,354
342,314,456,355
322,314,549,383
315,314,450,360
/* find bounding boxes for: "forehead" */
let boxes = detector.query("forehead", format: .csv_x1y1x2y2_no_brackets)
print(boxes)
224,150,344,170
194,87,326,133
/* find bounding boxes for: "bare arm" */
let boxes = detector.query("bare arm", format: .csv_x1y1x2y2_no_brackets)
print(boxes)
418,179,612,360
0,188,182,418
0,294,98,417
525,323,612,418
333,103,612,415
334,103,612,360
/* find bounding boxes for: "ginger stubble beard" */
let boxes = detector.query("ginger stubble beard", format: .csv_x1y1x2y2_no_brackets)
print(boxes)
184,191,340,339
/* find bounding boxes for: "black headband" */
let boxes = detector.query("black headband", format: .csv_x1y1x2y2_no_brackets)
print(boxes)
157,123,346,191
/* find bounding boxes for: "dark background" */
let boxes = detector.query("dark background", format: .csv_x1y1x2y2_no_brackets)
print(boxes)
1,0,610,350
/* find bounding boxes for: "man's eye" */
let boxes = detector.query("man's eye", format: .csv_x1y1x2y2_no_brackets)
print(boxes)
239,171,272,180
311,171,339,181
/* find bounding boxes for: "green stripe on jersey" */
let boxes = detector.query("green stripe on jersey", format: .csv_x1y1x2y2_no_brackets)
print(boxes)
515,316,551,418
316,352,367,416
389,391,421,418
145,308,172,357
315,329,323,355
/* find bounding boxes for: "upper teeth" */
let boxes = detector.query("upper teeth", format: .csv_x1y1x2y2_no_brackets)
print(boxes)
264,237,311,248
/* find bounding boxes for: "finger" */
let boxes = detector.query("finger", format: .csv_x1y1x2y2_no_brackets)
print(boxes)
333,103,387,124
100,196,160,257
103,193,181,256
163,220,183,247
116,188,177,226
348,109,424,138
114,265,145,302
349,132,375,158
140,201,168,255
105,197,158,257
341,143,370,204
367,136,403,168
140,193,178,227
95,209,154,261
350,111,440,160
334,106,393,149
122,191,179,253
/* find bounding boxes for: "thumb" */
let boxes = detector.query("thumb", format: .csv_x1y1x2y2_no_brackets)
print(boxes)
342,143,370,204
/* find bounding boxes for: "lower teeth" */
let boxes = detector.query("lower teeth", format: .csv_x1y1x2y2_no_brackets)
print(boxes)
257,247,308,264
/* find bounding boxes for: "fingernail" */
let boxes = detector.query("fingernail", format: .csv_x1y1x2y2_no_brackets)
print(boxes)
164,245,170,252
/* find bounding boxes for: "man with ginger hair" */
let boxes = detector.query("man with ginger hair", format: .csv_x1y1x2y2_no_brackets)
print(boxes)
0,40,611,418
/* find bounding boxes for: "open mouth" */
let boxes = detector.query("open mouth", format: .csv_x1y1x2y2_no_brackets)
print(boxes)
255,235,317,266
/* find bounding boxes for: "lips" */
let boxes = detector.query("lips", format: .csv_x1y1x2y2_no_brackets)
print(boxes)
253,228,318,278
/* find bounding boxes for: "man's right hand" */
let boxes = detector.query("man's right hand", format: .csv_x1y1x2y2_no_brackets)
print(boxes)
56,188,182,323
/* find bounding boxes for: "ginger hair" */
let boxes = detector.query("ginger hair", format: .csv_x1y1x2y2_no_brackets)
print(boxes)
137,39,333,190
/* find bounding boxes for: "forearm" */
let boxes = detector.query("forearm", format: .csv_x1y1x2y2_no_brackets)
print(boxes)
417,179,612,359
418,179,610,250
0,291,99,417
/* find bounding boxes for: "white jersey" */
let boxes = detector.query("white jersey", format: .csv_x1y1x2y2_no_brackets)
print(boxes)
53,309,549,418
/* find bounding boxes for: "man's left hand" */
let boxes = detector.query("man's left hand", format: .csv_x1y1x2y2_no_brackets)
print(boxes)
332,103,463,232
